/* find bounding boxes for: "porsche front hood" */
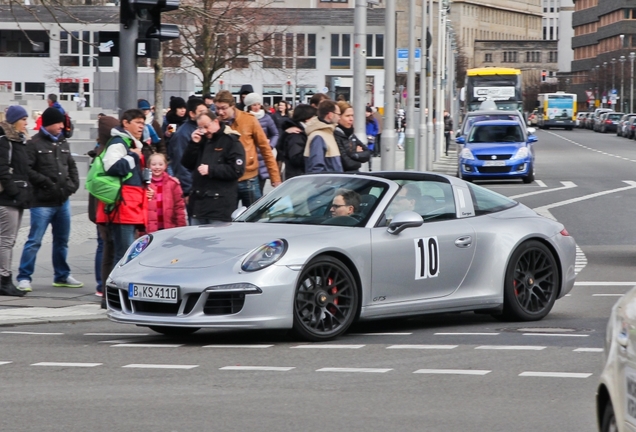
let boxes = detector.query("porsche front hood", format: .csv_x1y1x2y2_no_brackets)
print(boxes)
137,222,325,269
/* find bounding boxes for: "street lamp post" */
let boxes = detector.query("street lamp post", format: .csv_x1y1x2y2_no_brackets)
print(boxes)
595,65,600,108
611,58,616,108
620,56,626,112
603,62,608,107
631,52,636,113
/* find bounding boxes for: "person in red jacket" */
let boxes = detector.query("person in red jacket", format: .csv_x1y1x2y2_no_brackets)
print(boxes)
145,153,186,233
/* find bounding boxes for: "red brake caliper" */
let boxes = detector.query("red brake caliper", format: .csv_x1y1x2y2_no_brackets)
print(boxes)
514,279,519,296
328,277,338,313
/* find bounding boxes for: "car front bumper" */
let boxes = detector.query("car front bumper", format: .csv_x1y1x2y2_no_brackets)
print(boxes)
459,158,532,179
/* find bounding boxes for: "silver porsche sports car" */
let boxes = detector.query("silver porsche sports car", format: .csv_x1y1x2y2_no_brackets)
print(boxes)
106,172,576,341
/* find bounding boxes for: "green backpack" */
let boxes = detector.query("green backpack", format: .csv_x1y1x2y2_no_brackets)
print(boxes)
85,136,133,205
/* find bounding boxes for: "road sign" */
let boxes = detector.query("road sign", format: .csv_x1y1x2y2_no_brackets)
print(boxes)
397,48,422,74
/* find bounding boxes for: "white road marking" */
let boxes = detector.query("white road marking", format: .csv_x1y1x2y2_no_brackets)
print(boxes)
519,371,592,378
509,181,577,199
0,361,12,366
414,369,491,376
1,331,63,335
98,339,135,344
435,332,500,336
84,333,150,336
522,333,589,338
317,368,393,373
535,180,547,188
220,366,295,372
123,364,198,370
291,345,365,349
110,343,183,348
592,294,624,297
31,362,102,367
475,345,546,351
387,345,458,350
574,348,604,353
350,333,413,336
575,282,636,286
203,345,274,349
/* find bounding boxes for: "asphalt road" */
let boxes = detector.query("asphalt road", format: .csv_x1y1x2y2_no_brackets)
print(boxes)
1,127,634,431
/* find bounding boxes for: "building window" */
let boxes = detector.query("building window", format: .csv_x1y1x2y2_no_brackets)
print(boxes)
625,8,636,19
321,0,347,2
366,33,384,69
263,33,316,69
548,51,558,63
484,53,492,63
330,33,351,69
525,51,541,62
24,82,45,93
60,31,112,67
0,30,49,57
502,51,517,63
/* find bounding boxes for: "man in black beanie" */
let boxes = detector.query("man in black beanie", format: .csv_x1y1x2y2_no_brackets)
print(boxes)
16,107,81,292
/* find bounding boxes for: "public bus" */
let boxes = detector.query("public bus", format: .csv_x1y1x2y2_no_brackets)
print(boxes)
537,92,577,130
463,67,523,113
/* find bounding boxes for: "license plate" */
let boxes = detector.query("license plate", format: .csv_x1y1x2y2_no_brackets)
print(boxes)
483,160,506,167
128,283,179,303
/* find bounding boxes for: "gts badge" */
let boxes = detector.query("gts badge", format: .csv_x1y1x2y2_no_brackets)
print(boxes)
373,296,386,302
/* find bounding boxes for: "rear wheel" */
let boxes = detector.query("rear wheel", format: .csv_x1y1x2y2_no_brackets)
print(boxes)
148,326,200,336
292,256,359,342
501,240,559,321
600,400,617,432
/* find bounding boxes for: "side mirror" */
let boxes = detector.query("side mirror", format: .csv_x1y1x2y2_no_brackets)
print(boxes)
455,136,466,145
527,127,536,135
231,206,247,220
528,135,538,143
387,211,423,235
455,129,462,136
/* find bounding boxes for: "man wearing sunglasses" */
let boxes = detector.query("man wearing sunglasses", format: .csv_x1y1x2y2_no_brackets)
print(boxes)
304,100,344,174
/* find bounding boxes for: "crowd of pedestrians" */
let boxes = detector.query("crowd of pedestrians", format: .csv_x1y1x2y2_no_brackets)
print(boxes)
0,89,388,301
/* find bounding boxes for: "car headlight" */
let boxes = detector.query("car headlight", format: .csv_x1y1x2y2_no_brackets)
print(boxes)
241,239,288,272
121,234,152,266
512,147,529,160
460,148,475,160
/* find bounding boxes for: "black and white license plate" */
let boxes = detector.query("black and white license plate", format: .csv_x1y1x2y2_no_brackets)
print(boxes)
128,283,179,303
483,160,506,167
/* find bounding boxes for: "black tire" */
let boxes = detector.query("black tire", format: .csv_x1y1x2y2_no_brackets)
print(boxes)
600,400,617,432
292,256,359,342
501,240,559,321
522,165,535,184
148,326,200,336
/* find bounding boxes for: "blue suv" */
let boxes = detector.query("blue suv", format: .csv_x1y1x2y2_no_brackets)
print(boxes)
456,120,537,183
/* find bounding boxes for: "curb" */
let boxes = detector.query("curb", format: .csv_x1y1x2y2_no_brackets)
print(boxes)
0,304,107,326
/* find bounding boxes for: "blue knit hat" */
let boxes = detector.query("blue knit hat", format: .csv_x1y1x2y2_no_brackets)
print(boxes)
137,99,151,110
5,105,28,124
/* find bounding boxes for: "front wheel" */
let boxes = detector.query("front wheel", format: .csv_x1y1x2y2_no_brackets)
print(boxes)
148,326,201,336
501,240,559,321
600,400,617,432
522,166,535,184
292,256,359,342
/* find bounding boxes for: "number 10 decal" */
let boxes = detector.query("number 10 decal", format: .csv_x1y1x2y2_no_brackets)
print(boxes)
414,237,440,280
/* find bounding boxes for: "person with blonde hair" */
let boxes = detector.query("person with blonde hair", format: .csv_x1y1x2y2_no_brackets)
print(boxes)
334,101,370,173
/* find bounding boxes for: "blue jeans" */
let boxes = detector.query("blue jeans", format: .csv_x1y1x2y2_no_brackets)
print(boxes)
109,224,136,267
237,177,262,207
18,200,71,283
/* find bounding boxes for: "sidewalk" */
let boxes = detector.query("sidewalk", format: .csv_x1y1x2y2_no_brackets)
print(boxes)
0,150,458,326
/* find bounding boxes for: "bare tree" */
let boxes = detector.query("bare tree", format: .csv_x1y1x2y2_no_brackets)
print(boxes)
165,0,285,95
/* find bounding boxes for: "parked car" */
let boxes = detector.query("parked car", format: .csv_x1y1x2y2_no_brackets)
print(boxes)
585,112,597,130
456,120,536,184
627,116,636,139
617,114,636,137
576,112,587,128
528,109,539,126
600,112,624,133
592,108,614,131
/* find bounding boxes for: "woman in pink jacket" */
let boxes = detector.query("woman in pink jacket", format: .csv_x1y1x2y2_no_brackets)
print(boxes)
145,153,187,233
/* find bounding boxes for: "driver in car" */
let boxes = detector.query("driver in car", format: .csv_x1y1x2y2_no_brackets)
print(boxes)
385,184,420,223
330,188,360,218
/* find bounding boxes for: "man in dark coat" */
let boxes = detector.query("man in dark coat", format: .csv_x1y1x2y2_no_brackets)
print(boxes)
16,107,81,292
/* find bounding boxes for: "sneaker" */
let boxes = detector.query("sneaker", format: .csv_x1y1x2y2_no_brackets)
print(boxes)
95,291,103,297
53,276,84,288
17,280,32,292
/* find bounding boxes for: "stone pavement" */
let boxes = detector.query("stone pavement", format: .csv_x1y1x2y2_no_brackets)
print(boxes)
0,150,458,326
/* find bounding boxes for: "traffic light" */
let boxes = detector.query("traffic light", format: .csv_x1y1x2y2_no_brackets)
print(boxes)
541,70,547,82
121,0,180,59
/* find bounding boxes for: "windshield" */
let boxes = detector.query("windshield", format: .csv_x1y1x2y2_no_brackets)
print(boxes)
236,175,390,227
468,124,525,143
608,114,623,120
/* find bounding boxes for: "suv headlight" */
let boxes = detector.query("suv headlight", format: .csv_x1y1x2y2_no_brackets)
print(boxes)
241,239,288,272
460,148,475,160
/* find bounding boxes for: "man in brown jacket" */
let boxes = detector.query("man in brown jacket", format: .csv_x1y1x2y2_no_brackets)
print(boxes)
214,90,281,206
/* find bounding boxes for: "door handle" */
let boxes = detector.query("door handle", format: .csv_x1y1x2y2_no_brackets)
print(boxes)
455,236,472,248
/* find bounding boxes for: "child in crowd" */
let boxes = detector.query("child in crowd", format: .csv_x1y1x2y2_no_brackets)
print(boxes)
145,153,187,233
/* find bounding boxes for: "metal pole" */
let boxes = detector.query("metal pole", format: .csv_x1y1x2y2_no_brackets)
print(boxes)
434,1,445,161
620,56,626,112
612,58,616,108
418,0,428,171
381,0,397,170
119,19,138,114
353,0,367,145
404,0,416,170
631,53,636,113
426,0,434,164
